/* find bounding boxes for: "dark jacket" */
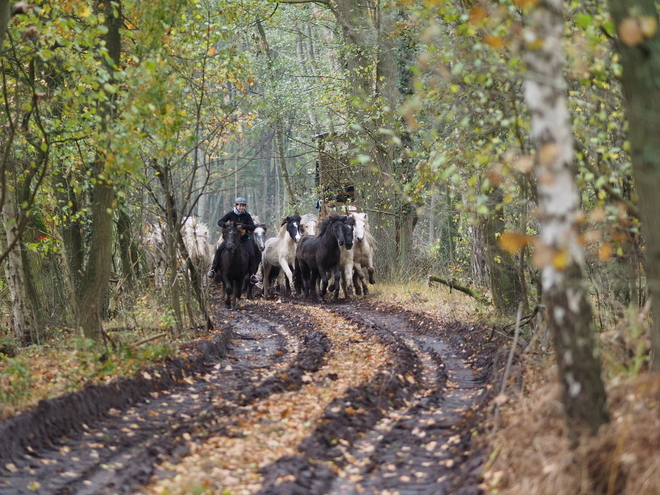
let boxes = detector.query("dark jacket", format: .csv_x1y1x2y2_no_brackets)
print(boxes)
218,210,256,238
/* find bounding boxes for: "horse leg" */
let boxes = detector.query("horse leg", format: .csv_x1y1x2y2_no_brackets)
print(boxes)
352,268,362,296
354,264,368,295
331,266,341,300
294,259,303,295
327,269,335,293
284,265,294,294
281,257,295,295
319,269,329,298
310,269,319,299
343,262,353,298
352,264,363,295
223,279,232,309
262,262,272,299
236,276,245,305
367,261,375,285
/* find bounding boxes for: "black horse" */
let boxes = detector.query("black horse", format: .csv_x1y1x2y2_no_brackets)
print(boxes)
295,213,355,301
219,221,249,309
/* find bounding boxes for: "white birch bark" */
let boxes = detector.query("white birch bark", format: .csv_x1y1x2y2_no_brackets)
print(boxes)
523,0,608,434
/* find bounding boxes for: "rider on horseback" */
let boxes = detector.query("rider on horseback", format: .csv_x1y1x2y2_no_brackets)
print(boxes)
208,197,259,284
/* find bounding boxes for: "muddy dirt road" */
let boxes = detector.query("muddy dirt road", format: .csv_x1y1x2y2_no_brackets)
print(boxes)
0,297,498,494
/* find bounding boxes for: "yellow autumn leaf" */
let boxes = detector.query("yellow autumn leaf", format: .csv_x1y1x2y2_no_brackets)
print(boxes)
552,249,570,270
208,45,217,57
485,35,505,49
77,3,91,18
513,0,538,8
599,242,613,262
498,232,533,254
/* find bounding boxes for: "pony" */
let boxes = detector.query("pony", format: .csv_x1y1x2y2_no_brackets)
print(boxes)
181,216,213,280
350,212,376,295
218,221,249,309
295,213,355,301
300,213,319,236
214,216,267,298
246,218,267,298
144,216,212,288
261,214,302,297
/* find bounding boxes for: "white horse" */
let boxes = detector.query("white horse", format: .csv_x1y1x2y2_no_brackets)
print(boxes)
181,216,213,277
262,214,302,296
144,216,212,287
350,212,376,295
300,213,318,236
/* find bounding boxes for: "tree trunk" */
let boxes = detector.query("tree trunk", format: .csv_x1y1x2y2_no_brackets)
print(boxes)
524,0,608,435
75,178,114,339
155,161,184,336
75,0,122,340
2,190,39,345
483,188,524,312
607,0,660,370
117,205,136,293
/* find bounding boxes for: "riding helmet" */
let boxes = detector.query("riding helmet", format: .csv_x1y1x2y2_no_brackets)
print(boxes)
235,197,247,205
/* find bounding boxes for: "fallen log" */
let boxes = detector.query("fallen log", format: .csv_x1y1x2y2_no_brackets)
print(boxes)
427,275,491,305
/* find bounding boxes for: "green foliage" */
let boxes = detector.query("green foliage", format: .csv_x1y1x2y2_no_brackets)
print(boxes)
0,357,34,407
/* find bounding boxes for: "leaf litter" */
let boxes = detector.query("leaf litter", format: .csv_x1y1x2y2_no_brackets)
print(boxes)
0,294,499,495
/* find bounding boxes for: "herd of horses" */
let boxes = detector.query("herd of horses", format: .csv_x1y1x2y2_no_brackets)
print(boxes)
215,212,376,309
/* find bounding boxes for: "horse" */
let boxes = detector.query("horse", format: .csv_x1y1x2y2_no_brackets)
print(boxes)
350,212,376,295
300,213,318,236
218,221,249,309
261,214,302,297
144,216,213,289
295,213,355,301
245,219,267,299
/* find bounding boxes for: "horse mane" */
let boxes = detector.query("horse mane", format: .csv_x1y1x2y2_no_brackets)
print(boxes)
301,213,318,224
317,213,344,236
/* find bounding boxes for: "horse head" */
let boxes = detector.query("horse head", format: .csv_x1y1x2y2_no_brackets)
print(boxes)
351,213,366,242
283,214,302,243
301,213,318,236
253,224,267,252
342,215,355,250
222,221,243,253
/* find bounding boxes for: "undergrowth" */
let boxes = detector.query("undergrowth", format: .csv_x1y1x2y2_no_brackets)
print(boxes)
0,293,184,423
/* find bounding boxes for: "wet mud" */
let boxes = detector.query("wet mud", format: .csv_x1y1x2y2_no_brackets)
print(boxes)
0,296,500,494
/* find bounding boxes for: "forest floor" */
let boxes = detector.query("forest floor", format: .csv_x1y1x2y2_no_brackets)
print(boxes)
0,286,505,494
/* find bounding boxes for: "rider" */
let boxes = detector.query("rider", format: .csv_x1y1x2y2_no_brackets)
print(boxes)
208,197,258,284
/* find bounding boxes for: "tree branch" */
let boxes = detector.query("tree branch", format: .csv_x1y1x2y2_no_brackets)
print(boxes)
427,275,491,304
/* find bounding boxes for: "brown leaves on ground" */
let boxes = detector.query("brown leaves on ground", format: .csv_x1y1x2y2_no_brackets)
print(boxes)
482,361,660,495
145,303,391,495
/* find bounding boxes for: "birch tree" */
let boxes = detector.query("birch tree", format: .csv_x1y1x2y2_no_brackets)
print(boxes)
524,0,608,434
